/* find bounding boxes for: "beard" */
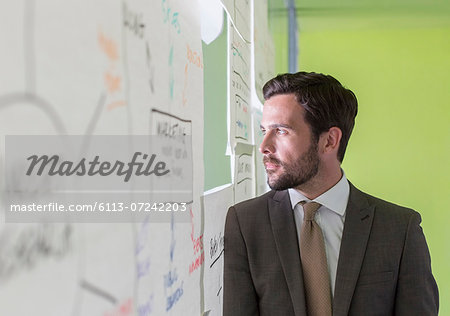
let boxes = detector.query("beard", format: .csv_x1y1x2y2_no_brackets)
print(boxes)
264,141,319,191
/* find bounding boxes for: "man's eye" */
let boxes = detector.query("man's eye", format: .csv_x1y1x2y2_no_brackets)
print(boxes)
261,129,266,135
276,129,287,135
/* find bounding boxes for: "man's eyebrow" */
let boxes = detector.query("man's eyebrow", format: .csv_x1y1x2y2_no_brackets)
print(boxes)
260,123,293,130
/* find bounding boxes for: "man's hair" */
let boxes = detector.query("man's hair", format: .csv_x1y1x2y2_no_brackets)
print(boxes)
262,72,358,162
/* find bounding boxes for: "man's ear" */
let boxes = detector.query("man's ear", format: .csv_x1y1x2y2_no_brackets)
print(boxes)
320,127,342,155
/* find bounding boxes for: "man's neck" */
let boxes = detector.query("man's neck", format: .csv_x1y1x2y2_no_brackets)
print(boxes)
294,168,343,200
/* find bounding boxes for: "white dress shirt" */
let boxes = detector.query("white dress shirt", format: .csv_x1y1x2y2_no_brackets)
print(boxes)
288,172,350,297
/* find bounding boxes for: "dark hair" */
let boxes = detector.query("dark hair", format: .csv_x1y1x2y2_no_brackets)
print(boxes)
262,72,358,162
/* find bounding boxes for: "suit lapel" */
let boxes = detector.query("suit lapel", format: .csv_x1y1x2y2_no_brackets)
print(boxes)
333,184,375,316
268,190,307,316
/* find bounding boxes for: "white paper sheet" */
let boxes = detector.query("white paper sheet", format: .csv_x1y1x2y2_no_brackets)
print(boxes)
228,21,252,152
254,0,275,104
252,108,270,196
233,143,255,204
202,184,233,316
220,0,251,43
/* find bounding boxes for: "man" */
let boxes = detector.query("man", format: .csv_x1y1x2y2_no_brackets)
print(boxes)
223,72,438,315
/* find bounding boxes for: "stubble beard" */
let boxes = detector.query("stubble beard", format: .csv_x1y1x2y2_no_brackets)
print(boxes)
264,141,320,191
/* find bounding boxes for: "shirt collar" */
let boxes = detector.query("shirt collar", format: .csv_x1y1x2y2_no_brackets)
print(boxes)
288,171,349,217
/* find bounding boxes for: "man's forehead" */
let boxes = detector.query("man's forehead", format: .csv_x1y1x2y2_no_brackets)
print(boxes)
261,95,305,124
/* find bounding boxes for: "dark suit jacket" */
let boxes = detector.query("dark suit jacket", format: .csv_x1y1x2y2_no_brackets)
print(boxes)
223,183,439,316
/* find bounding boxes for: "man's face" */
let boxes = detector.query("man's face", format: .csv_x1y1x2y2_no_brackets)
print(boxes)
260,93,320,191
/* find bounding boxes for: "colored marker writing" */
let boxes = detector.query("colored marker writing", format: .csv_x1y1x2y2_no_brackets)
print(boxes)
103,298,133,316
166,281,183,311
137,257,151,279
138,295,153,316
210,232,224,259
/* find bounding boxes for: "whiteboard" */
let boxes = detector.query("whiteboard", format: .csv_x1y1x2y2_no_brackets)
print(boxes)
0,0,274,315
0,0,205,315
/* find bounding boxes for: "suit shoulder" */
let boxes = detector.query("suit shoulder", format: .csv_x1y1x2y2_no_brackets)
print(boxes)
230,190,278,215
353,185,420,220
226,190,285,239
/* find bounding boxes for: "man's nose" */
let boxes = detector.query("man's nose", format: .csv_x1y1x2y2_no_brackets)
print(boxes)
259,132,275,154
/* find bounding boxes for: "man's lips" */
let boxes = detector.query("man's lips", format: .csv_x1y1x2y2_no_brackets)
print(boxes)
264,162,279,170
263,157,281,170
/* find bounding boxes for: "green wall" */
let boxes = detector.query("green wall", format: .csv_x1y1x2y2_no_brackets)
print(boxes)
299,25,450,314
203,15,231,191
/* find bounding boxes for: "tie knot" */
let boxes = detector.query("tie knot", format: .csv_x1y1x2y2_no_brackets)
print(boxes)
301,201,321,221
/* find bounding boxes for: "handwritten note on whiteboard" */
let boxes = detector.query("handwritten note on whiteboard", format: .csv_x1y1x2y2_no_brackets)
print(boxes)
252,108,269,196
254,0,275,104
234,142,255,204
228,22,252,149
202,184,233,316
